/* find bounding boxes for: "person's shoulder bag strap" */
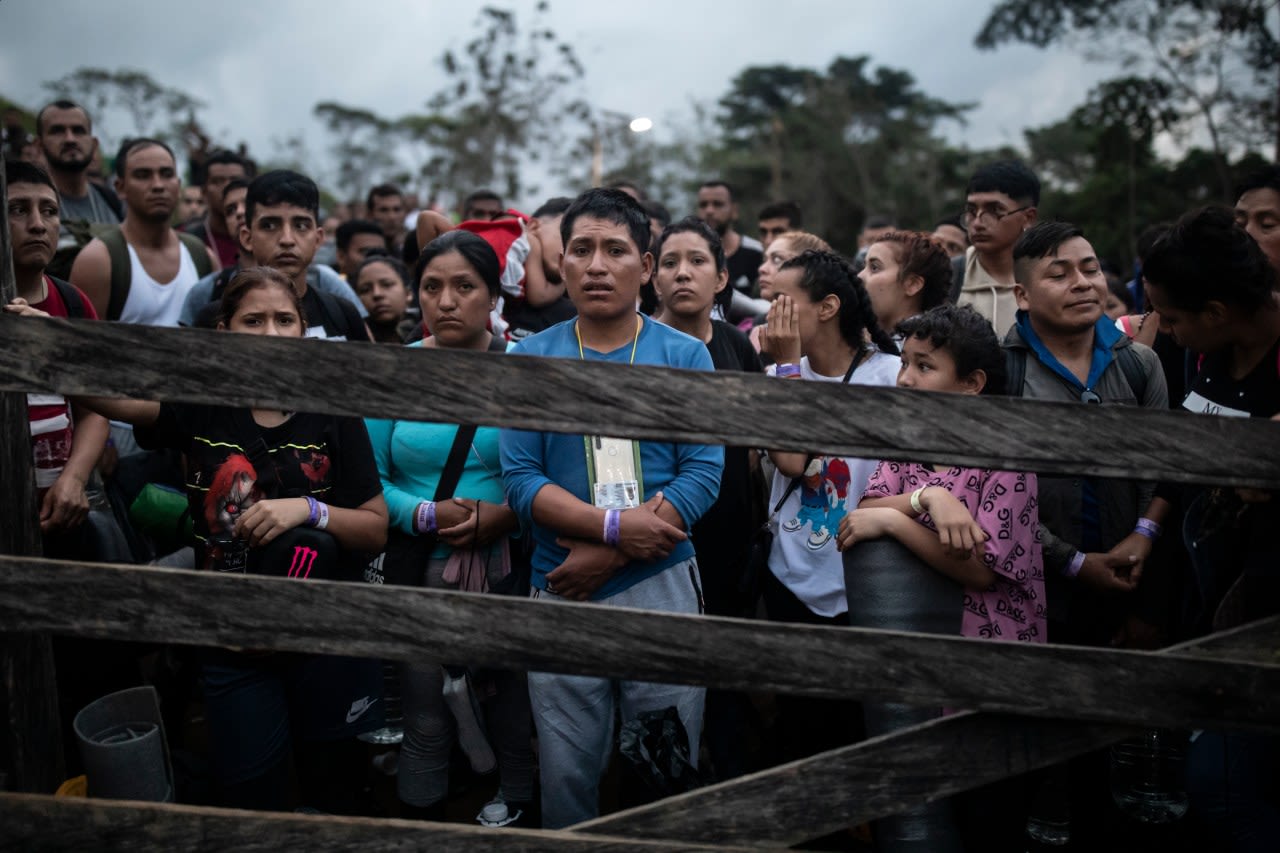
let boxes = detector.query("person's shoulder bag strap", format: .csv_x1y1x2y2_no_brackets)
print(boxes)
99,227,131,321
177,232,213,278
48,276,87,319
435,425,479,504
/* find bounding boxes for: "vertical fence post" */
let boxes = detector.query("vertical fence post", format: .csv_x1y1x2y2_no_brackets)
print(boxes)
0,150,66,792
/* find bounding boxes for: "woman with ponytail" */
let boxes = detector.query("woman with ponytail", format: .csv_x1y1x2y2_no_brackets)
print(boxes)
759,249,899,762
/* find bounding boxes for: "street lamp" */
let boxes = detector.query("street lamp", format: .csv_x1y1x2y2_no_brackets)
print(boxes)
591,116,653,187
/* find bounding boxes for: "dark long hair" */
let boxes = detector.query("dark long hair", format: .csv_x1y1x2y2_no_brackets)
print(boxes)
413,229,502,298
779,250,898,355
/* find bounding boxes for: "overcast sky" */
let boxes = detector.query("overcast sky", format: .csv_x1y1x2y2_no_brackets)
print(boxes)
1,0,1116,208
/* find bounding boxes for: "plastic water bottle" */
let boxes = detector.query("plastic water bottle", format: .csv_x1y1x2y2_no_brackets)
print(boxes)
1109,729,1189,824
442,667,496,775
1024,770,1071,848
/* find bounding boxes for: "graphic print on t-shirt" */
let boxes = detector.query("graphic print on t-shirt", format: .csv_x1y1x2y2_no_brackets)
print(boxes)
295,447,332,485
201,453,262,572
782,456,852,551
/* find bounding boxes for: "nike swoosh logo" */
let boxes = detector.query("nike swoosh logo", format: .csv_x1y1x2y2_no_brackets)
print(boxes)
346,696,377,723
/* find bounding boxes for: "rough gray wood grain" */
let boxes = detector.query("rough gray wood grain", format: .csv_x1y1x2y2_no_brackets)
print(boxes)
0,314,1277,487
574,615,1280,846
0,149,64,795
577,713,1120,848
2,557,1278,733
0,793,764,852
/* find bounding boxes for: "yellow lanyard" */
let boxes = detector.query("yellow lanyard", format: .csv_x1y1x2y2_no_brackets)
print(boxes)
575,314,645,504
575,314,642,364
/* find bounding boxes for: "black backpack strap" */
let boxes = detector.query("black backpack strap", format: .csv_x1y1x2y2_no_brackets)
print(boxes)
315,268,372,341
1003,346,1027,398
434,425,479,503
1116,344,1149,403
48,277,87,319
99,227,131,321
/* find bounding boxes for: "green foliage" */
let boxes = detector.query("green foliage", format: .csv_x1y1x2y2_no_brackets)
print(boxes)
1022,73,1264,268
312,101,396,202
976,0,1280,196
702,55,974,252
423,3,588,203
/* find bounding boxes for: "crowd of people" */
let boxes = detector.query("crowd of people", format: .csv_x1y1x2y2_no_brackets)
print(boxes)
5,96,1280,852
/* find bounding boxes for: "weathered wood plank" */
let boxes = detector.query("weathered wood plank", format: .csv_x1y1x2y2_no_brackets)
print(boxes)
2,557,1278,733
0,792,763,852
578,712,1119,848
0,149,64,795
575,615,1280,846
0,314,1276,487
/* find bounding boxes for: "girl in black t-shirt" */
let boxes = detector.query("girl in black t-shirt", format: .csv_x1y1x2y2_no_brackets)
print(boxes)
83,268,388,566
1143,206,1280,844
46,266,389,811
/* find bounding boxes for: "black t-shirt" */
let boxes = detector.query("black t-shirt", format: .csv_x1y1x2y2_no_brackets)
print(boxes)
726,244,763,296
692,321,764,616
1179,335,1280,627
714,238,764,316
136,403,381,573
1182,336,1280,419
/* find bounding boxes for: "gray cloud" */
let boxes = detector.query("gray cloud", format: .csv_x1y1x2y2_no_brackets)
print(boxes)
3,0,1116,207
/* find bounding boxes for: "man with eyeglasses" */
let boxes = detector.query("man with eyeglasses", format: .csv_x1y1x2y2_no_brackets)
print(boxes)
950,160,1040,338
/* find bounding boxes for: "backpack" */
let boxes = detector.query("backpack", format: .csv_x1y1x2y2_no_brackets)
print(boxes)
193,267,364,340
99,227,213,321
48,276,90,319
1005,343,1149,401
44,184,126,281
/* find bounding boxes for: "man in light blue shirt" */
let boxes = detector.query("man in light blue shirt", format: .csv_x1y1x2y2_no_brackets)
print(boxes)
501,188,722,827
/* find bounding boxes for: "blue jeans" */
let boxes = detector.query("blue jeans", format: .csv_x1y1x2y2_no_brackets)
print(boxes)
527,558,706,829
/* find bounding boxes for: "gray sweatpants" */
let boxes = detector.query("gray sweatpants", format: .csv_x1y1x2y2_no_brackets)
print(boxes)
528,557,706,829
398,550,536,808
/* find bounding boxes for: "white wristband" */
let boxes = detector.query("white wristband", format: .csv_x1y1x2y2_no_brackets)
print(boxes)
909,487,927,516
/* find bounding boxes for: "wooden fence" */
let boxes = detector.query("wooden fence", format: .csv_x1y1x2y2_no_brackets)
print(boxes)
1,303,1278,849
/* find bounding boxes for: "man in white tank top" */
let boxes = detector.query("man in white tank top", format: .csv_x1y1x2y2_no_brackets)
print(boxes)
69,137,217,326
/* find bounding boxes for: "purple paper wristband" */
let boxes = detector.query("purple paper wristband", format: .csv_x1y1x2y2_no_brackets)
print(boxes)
415,501,437,535
305,496,319,527
603,509,622,547
775,363,801,378
1134,518,1161,540
1065,550,1086,579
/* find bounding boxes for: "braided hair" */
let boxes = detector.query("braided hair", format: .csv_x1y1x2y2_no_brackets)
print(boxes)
780,250,899,355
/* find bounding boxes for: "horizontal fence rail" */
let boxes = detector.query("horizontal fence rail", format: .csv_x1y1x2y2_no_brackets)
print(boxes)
2,600,1274,848
0,793,764,852
572,616,1280,845
3,557,1278,734
1,314,1278,487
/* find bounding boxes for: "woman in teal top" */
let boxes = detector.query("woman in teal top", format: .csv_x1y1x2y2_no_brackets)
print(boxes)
365,230,534,823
